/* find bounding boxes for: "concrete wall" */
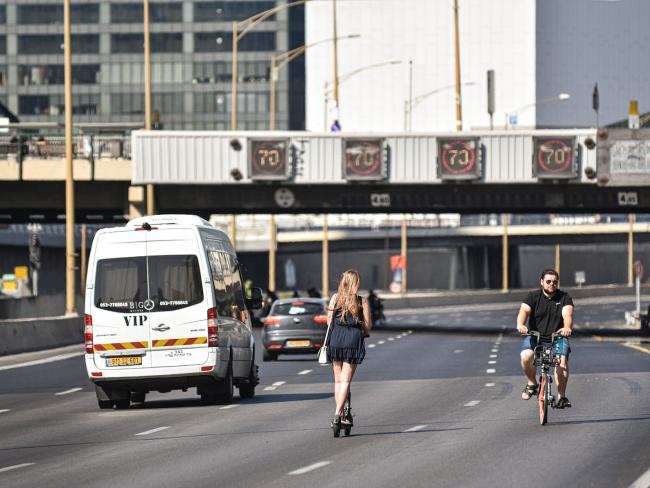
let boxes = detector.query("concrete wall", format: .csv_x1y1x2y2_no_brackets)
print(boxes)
0,316,82,356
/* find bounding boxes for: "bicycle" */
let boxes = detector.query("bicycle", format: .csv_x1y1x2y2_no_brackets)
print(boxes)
524,331,562,425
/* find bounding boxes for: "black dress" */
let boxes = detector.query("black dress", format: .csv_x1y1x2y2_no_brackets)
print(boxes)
327,297,366,364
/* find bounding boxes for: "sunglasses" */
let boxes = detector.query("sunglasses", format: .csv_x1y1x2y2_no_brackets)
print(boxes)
545,280,558,285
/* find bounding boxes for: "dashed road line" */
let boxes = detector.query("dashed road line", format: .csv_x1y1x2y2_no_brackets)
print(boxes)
135,426,170,436
454,349,463,354
388,338,395,341
263,386,277,391
0,409,10,414
288,461,332,475
272,381,286,387
622,343,650,355
403,424,428,432
491,348,499,353
630,465,650,488
0,352,84,372
464,400,481,407
489,354,498,358
0,463,35,474
485,383,495,387
378,340,386,345
368,344,376,348
298,369,312,375
488,360,496,364
55,387,83,396
219,404,240,410
486,368,496,374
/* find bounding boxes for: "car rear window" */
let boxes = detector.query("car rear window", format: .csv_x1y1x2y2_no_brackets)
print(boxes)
94,255,203,313
271,302,324,316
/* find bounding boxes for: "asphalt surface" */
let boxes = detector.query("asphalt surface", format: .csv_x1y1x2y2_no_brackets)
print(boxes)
0,299,649,488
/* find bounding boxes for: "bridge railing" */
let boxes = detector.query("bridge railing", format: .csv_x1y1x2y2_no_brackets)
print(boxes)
0,136,131,160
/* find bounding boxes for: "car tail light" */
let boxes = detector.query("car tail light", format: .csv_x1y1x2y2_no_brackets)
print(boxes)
241,310,247,322
314,343,322,348
313,314,328,324
201,365,214,372
207,307,218,347
264,316,281,325
85,314,93,354
268,344,282,349
291,301,305,306
91,372,103,377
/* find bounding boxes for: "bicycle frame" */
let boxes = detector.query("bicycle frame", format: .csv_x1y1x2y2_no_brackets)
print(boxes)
527,331,562,425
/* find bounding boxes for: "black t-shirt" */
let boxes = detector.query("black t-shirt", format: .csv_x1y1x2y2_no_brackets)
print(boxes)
523,288,573,338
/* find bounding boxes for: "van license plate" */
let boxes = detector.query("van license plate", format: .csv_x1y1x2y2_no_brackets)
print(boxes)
106,356,142,366
286,340,310,347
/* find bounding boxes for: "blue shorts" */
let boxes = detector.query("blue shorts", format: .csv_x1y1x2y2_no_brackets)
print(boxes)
521,336,571,358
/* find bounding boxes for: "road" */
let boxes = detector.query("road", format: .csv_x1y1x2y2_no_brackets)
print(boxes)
0,300,648,488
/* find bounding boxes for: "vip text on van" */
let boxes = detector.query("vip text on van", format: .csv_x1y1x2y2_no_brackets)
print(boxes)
84,215,263,409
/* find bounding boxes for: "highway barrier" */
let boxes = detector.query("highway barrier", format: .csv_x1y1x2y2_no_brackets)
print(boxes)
0,315,82,356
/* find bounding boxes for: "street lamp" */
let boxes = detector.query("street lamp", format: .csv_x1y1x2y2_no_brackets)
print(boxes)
270,34,360,130
505,93,570,129
231,0,310,130
323,60,402,131
404,81,476,131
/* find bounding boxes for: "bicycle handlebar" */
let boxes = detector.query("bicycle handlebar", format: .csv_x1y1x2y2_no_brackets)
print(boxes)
521,330,563,339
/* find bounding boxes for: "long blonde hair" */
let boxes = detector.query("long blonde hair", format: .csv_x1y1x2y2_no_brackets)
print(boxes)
332,269,362,324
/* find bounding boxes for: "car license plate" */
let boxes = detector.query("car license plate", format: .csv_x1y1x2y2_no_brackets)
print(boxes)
106,356,142,366
286,340,311,347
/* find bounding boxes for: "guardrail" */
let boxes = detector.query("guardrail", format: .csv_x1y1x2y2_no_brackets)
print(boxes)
0,136,131,160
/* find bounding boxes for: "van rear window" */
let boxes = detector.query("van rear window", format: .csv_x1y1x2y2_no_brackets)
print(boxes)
95,255,203,313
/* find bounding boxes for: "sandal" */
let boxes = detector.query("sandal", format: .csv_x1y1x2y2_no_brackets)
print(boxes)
556,397,571,409
521,383,538,400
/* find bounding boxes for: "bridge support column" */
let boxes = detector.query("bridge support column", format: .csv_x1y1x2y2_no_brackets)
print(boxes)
322,214,329,297
501,213,509,292
401,215,407,294
128,186,146,220
628,213,635,287
269,215,276,293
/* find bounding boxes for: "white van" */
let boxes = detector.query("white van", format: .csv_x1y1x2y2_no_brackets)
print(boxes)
84,214,262,409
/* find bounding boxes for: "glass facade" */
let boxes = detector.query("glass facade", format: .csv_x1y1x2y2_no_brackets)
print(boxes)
0,1,304,130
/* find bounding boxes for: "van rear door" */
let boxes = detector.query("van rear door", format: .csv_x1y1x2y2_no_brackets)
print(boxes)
91,232,152,370
146,229,210,368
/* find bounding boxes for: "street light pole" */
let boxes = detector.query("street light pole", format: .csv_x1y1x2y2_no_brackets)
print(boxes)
505,93,570,129
144,0,154,215
269,54,277,130
404,81,475,132
64,0,75,315
453,0,463,132
408,59,413,131
332,0,340,124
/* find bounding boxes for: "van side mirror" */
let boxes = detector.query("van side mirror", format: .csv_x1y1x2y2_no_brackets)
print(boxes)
247,287,263,310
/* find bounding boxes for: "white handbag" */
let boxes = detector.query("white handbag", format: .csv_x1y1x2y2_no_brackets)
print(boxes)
318,324,332,365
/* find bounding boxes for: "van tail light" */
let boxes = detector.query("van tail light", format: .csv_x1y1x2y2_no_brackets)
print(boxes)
313,314,328,325
85,314,93,354
207,307,218,347
264,316,281,325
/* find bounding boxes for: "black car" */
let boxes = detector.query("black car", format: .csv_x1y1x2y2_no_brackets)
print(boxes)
261,298,328,361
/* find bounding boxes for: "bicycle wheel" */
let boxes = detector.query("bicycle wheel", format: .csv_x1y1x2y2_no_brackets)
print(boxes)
538,374,548,425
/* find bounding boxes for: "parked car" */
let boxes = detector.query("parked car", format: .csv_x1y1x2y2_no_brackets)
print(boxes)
261,298,328,361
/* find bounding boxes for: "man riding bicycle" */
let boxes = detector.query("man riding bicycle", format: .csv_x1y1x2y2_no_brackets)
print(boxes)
516,269,574,408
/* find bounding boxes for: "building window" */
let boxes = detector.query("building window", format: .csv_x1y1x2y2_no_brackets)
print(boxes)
18,94,100,115
152,93,184,115
111,34,144,54
193,2,275,22
151,3,183,23
152,62,184,83
0,66,6,87
110,3,143,23
151,33,183,53
193,61,269,84
111,93,144,115
17,4,99,24
18,35,99,55
107,63,144,85
194,92,267,114
194,32,275,52
0,5,6,24
18,65,101,86
0,36,5,55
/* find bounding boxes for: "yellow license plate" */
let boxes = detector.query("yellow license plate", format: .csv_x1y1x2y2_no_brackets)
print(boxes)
286,340,311,347
107,356,142,366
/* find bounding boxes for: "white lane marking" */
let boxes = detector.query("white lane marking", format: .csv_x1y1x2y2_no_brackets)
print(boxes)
378,340,386,344
55,387,83,396
485,383,496,387
486,369,496,374
489,354,498,358
219,404,240,410
454,349,463,354
408,330,413,334
388,338,394,341
403,424,428,432
629,465,650,488
0,409,10,414
368,344,376,348
272,381,286,387
135,426,170,436
288,461,332,475
297,370,312,375
0,463,35,474
488,360,497,364
0,352,84,372
464,400,481,407
263,386,277,391
396,335,403,339
491,348,499,353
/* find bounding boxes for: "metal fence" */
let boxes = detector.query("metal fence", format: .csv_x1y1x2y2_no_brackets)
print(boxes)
0,136,131,160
